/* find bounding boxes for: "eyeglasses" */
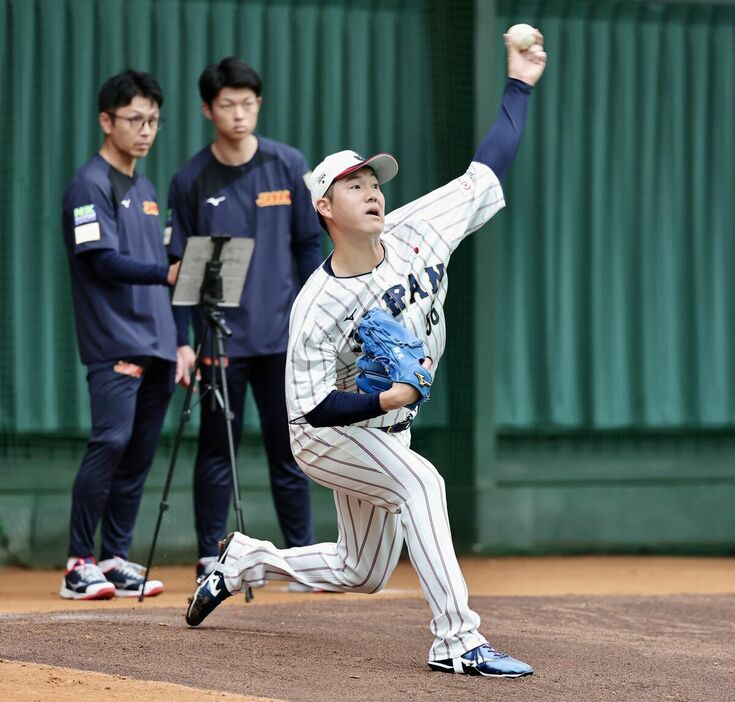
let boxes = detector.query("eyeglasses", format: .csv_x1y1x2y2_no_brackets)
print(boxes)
106,112,164,131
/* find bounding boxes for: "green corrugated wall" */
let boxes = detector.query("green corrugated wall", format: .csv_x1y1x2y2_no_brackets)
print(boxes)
1,0,734,567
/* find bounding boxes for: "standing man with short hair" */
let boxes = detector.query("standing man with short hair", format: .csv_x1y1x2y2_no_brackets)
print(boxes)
167,58,323,581
185,32,547,677
60,70,179,600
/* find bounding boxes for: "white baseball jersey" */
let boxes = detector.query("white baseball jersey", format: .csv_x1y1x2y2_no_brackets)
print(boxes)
216,161,506,663
286,161,505,429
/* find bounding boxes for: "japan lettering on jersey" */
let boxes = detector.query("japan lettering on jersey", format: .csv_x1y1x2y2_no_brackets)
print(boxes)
286,161,505,430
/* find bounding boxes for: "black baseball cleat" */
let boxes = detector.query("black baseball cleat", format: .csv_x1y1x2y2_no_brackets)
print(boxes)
428,644,533,677
185,534,235,626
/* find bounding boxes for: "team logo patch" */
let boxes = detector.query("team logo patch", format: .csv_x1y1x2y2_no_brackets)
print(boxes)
458,176,475,197
256,190,292,207
113,361,144,378
457,165,478,199
73,204,97,226
142,201,159,215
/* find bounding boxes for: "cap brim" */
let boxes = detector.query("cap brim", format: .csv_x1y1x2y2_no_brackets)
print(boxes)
334,153,398,187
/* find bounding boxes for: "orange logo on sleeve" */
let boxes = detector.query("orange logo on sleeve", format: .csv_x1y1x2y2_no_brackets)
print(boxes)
255,190,292,207
142,201,160,215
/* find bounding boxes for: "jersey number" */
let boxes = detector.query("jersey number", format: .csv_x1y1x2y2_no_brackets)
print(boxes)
425,305,439,336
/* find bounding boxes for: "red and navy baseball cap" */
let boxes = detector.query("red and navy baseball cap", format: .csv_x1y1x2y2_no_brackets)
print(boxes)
309,150,398,210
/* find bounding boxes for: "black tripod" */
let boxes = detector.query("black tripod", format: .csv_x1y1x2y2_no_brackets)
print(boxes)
140,238,253,602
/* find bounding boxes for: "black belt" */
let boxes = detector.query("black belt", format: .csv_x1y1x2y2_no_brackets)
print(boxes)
378,418,413,434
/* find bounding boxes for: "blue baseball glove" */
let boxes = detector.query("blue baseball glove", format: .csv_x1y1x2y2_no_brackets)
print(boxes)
355,308,432,410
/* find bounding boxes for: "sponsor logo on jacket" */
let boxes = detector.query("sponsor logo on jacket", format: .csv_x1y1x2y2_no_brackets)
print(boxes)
255,190,292,207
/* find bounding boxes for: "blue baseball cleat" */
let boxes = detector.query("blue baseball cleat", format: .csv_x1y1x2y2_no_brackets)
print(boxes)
428,644,533,677
185,534,234,626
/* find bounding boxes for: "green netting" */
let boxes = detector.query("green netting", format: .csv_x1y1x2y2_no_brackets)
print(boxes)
493,0,735,429
0,0,463,435
3,1,735,439
3,0,735,563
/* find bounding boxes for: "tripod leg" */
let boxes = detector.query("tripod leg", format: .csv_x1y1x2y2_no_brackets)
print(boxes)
138,346,204,602
213,331,253,602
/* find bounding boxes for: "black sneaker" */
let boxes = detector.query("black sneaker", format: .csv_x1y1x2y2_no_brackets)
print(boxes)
185,534,234,626
429,644,533,677
59,558,116,600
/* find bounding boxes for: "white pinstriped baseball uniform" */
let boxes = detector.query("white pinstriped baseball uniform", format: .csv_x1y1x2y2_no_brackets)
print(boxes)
217,161,505,661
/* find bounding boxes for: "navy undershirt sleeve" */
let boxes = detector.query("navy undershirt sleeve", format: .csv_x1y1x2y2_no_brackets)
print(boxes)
289,153,325,285
304,390,384,427
293,235,325,285
172,306,192,347
473,78,532,183
83,249,169,285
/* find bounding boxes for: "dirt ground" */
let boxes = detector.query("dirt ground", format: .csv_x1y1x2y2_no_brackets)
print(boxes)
1,556,734,701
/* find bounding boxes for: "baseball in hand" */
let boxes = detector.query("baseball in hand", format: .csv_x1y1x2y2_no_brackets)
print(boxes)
507,23,537,51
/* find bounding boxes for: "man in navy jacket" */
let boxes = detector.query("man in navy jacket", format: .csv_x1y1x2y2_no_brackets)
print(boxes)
167,58,323,581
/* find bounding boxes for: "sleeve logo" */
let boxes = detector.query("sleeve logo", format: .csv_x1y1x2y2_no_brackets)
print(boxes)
142,201,160,215
256,190,292,207
73,204,97,226
457,176,475,197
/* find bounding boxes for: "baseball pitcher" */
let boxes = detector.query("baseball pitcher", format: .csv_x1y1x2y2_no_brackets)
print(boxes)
186,29,547,678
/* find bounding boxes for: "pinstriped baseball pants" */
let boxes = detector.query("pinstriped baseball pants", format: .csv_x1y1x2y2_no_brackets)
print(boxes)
218,425,487,661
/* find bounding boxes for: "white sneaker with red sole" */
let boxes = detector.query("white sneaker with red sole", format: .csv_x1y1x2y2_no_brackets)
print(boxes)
98,557,164,598
59,558,116,600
